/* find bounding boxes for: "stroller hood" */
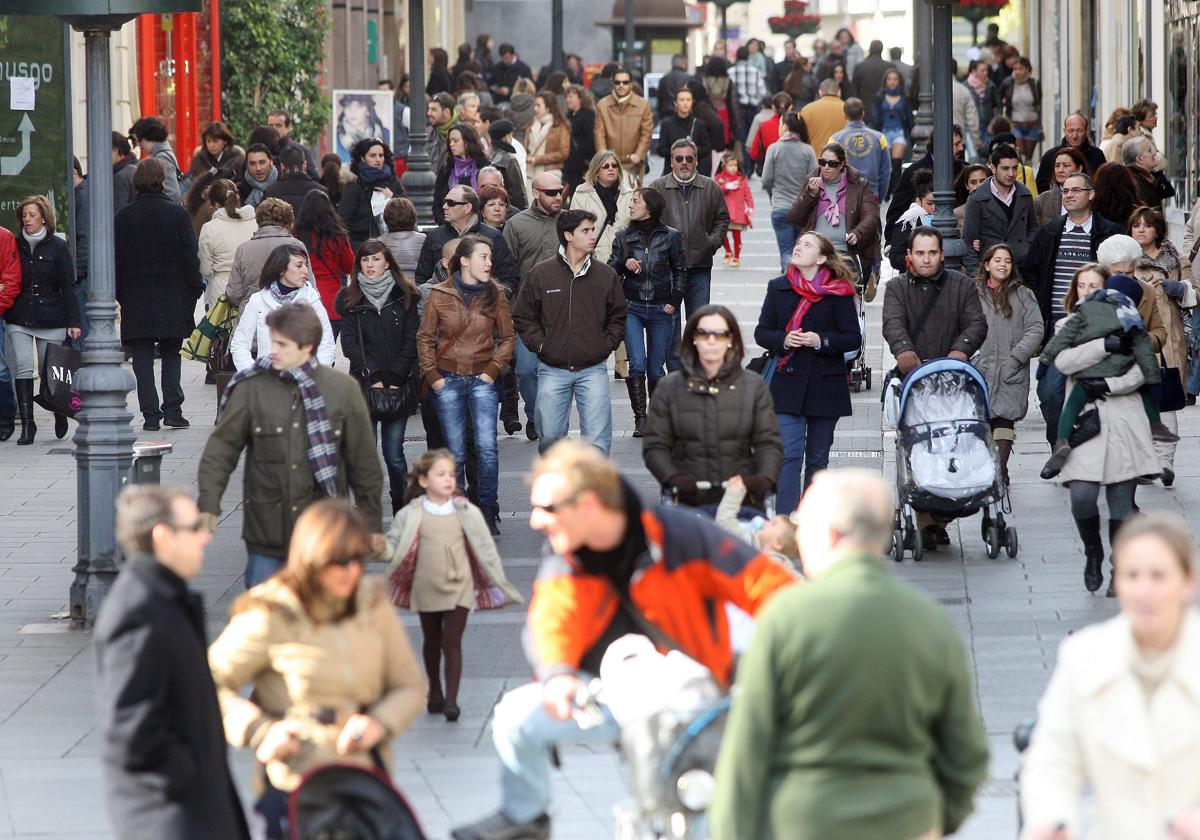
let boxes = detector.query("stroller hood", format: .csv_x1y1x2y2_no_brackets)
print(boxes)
289,763,426,840
899,358,990,420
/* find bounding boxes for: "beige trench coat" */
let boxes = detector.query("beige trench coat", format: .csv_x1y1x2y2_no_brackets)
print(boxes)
1020,611,1200,840
569,179,634,264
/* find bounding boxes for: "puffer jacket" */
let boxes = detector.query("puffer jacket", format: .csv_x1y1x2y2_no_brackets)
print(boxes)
642,362,783,506
646,174,730,269
9,232,78,330
229,284,336,371
973,283,1044,422
335,284,420,388
787,166,882,268
881,267,988,364
416,275,515,386
196,364,384,555
208,576,425,792
569,180,633,263
607,221,686,306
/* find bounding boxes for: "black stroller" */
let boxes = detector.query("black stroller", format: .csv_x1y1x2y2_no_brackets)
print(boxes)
289,761,426,840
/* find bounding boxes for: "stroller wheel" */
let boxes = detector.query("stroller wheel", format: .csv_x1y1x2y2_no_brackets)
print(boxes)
1004,527,1019,558
980,511,992,543
865,367,873,390
909,520,924,562
891,530,904,563
985,525,1002,559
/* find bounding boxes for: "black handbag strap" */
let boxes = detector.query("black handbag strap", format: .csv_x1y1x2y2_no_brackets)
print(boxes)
907,277,946,350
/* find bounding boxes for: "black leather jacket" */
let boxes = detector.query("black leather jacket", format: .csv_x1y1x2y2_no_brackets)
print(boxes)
607,221,687,307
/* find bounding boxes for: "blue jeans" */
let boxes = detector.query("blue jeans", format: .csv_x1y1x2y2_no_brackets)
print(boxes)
737,106,757,172
492,682,619,822
0,322,15,424
245,552,284,589
374,415,409,508
513,335,539,424
1036,362,1067,447
534,361,613,454
668,267,713,371
770,209,801,273
434,373,499,508
777,413,839,515
625,302,674,382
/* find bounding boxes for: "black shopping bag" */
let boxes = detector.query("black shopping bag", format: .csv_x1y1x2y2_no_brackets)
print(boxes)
35,342,82,416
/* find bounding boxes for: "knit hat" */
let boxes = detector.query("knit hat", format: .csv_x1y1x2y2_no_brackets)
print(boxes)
488,119,515,142
1105,274,1143,306
989,131,1017,148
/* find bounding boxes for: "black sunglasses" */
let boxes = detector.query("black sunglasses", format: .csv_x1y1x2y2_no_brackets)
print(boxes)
817,159,841,168
613,79,633,86
443,198,472,207
535,187,564,197
532,493,579,515
695,327,732,339
673,155,696,163
166,519,210,534
327,555,366,568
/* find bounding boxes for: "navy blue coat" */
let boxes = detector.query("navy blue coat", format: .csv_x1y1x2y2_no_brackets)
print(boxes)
754,275,860,418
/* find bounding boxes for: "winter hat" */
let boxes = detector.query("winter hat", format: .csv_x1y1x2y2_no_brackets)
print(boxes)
1105,274,1143,306
488,119,515,142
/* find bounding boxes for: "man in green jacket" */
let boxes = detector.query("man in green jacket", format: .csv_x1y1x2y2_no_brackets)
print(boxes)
198,303,383,589
710,469,988,840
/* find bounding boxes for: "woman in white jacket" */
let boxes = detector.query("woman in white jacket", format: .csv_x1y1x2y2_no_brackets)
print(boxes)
230,243,335,371
197,179,256,305
1020,512,1200,840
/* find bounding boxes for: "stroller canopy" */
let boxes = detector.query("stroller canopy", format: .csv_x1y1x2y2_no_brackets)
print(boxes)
899,358,990,424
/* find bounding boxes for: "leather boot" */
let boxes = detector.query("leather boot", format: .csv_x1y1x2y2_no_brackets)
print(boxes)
1074,514,1104,593
1106,520,1123,597
15,380,35,446
626,375,647,438
995,439,1012,487
481,504,501,536
499,369,521,435
648,376,658,404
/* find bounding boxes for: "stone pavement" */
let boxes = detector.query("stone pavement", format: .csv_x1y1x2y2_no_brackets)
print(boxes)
0,172,1193,839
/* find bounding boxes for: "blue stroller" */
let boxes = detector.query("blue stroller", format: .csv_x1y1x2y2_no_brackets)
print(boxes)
891,359,1018,561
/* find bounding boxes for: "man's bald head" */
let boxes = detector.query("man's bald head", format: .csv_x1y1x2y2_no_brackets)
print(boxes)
794,469,894,576
531,172,564,214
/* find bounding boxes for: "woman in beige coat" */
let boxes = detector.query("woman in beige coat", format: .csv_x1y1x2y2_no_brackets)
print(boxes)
1021,512,1200,840
197,178,256,305
209,499,425,834
523,92,569,193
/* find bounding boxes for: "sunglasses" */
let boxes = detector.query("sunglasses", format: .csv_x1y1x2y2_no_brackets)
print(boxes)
695,327,732,340
613,79,633,86
599,162,619,169
443,198,472,207
535,188,565,197
532,494,579,515
816,159,841,168
327,555,366,568
674,155,696,163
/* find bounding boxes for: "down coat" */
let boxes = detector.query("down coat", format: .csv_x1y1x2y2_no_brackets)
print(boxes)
972,283,1044,422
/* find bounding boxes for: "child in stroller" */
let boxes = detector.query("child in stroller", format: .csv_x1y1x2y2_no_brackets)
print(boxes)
713,475,800,571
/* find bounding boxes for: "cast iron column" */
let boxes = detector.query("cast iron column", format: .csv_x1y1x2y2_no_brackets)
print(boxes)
927,0,965,266
551,0,564,72
69,21,138,626
623,0,636,68
912,0,933,157
401,0,435,225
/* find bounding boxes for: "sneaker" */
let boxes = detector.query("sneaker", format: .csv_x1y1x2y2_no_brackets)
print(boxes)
731,257,740,267
143,419,161,432
451,812,551,840
1150,422,1179,443
163,416,190,429
722,253,732,266
1040,440,1072,480
525,419,538,442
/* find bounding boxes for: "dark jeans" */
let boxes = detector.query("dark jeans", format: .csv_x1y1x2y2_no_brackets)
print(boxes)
422,393,479,503
1036,362,1066,447
374,415,409,508
625,301,675,381
668,267,713,371
737,105,757,172
129,337,184,422
777,413,839,515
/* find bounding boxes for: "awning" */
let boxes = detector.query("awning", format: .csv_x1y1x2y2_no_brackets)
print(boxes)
595,0,701,28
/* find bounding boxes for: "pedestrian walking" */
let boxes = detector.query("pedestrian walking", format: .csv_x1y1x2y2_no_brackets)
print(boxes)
185,120,244,184
513,209,627,454
198,179,257,306
200,303,382,587
568,150,633,264
524,92,569,194
489,43,533,103
208,498,423,837
95,486,250,840
593,67,654,186
702,58,739,159
965,60,1000,147
130,116,183,202
869,68,913,193
503,79,537,139
266,108,320,180
0,225,19,441
418,235,515,533
850,39,894,103
1033,146,1086,226
961,143,1038,274
336,241,421,512
799,79,847,150
731,46,769,171
433,123,490,225
261,145,328,216
830,98,891,202
114,160,203,432
783,57,819,110
643,305,782,508
971,244,1044,486
427,47,455,96
338,137,404,251
230,245,336,371
886,127,965,241
715,153,753,267
788,142,881,279
415,185,519,294
226,199,315,310
486,119,530,209
1035,113,1105,192
112,132,138,213
238,142,278,209
1124,136,1174,211
754,233,860,514
657,87,715,177
762,111,817,272
479,182,516,230
378,197,427,277
607,187,685,435
1020,512,1200,840
383,450,523,722
747,93,792,177
710,469,989,840
291,190,354,340
562,85,596,193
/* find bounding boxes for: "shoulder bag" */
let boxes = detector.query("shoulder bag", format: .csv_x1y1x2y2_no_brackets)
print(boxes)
355,310,421,421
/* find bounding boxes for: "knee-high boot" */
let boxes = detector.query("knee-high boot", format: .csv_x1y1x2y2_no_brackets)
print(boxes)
15,379,35,446
626,376,647,437
499,369,521,435
995,439,1013,487
1106,519,1124,598
1074,514,1104,593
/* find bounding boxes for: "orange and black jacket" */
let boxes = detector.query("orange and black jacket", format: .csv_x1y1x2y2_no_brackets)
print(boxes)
523,488,798,687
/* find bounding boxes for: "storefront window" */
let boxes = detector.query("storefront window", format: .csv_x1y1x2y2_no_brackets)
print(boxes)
1164,0,1197,209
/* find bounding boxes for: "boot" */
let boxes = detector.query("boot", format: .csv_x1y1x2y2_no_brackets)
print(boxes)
626,375,647,438
54,412,69,439
481,504,501,536
1151,421,1180,443
1106,520,1123,597
499,370,521,435
1075,514,1104,593
648,376,658,404
1040,439,1072,480
995,439,1013,487
15,380,35,446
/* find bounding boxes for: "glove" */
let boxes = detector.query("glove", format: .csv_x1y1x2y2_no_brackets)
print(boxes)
1103,333,1132,354
742,475,775,499
1163,280,1188,301
667,474,698,497
1077,378,1110,400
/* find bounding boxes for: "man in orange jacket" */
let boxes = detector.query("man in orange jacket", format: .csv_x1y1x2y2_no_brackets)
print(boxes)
452,440,797,840
0,226,22,440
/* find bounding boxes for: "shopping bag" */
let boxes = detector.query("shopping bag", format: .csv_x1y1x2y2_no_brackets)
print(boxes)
35,342,82,416
180,294,238,363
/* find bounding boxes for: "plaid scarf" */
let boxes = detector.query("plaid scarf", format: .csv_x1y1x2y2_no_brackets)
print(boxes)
220,357,340,498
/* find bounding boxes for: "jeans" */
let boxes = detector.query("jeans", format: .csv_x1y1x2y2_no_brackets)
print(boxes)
0,322,15,424
770,209,801,273
513,335,539,424
776,413,839,515
668,267,713,370
374,415,409,508
625,302,674,382
1036,362,1067,447
434,373,499,508
129,337,184,422
737,105,757,172
245,552,284,589
534,361,613,454
491,682,620,822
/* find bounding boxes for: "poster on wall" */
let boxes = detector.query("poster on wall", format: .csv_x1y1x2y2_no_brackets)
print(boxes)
0,15,69,231
332,90,395,162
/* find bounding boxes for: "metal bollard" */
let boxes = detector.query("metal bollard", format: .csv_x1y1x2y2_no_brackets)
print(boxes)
130,441,173,485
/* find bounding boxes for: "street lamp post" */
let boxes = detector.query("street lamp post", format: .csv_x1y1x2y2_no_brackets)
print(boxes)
400,0,436,226
912,0,933,157
623,0,636,68
927,0,966,267
552,0,564,72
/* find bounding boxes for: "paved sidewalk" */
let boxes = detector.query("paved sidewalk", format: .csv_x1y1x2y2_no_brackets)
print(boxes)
2,172,1193,838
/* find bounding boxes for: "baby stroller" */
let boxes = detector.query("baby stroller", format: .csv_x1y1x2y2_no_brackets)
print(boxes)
845,254,873,393
891,359,1017,561
661,480,776,519
289,760,427,840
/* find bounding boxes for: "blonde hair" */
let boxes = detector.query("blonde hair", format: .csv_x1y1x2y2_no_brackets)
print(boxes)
530,439,623,510
16,195,56,234
277,499,372,622
1113,512,1195,576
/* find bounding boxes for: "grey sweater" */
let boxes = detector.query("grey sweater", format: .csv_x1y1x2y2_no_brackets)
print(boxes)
761,136,818,213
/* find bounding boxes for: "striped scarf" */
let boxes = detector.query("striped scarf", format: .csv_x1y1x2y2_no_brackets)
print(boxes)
220,357,340,498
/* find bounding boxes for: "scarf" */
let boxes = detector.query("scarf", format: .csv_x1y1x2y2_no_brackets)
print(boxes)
816,173,848,227
632,217,657,247
527,115,553,157
358,270,396,312
269,280,302,305
356,164,392,188
883,84,904,97
672,171,698,187
1089,289,1144,333
595,180,620,226
454,272,487,308
776,265,856,371
451,156,480,189
243,166,279,206
220,357,340,498
966,73,989,95
22,227,47,250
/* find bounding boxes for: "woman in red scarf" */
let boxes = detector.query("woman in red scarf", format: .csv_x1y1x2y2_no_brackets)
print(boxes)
754,232,861,514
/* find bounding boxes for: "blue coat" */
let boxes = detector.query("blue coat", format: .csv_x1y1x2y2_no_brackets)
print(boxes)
754,275,860,418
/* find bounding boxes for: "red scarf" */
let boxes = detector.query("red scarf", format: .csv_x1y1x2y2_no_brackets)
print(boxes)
776,265,856,370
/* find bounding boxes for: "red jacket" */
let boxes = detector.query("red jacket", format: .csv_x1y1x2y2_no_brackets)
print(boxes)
306,233,355,321
750,113,782,162
524,490,796,687
0,226,22,316
715,172,754,228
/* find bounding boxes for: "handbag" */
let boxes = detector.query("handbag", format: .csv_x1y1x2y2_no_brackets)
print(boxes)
181,294,238,363
35,342,82,416
1068,407,1101,447
746,352,777,385
1159,363,1187,413
355,313,421,421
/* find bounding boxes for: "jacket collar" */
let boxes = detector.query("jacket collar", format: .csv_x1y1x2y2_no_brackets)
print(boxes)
558,246,592,278
126,552,191,600
253,225,292,239
816,549,887,582
1076,611,1200,699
